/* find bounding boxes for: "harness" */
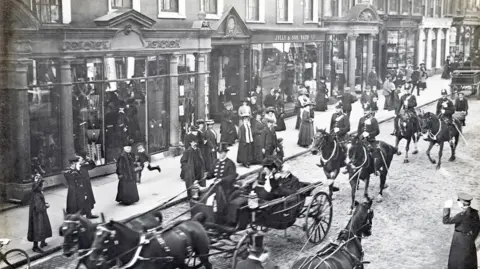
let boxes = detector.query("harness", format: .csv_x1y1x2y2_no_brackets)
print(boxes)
321,140,338,164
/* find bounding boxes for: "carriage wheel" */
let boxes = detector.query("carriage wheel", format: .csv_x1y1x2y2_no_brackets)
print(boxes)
231,233,250,269
305,191,333,244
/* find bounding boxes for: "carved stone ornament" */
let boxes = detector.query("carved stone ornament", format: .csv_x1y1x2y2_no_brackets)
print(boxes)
62,41,110,51
13,41,32,53
379,14,389,21
124,24,133,35
145,40,181,49
347,34,359,41
225,15,237,36
358,10,375,21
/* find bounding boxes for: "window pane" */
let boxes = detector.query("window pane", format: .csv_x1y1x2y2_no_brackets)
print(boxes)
204,0,217,13
374,0,385,12
401,0,409,14
331,0,338,16
341,0,349,16
162,0,179,12
29,59,63,175
413,0,422,13
304,0,314,21
389,0,399,13
179,73,196,141
33,0,61,23
436,0,441,16
112,0,132,8
428,0,434,16
248,0,259,20
277,0,288,21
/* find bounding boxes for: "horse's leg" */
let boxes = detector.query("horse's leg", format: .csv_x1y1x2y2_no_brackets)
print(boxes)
404,137,410,163
412,133,419,154
426,141,436,164
436,142,444,170
363,174,370,202
394,136,402,156
449,135,459,162
349,175,357,215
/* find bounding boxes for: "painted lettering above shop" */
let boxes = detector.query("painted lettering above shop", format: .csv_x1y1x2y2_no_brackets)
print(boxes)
273,34,317,42
62,41,110,51
145,40,181,49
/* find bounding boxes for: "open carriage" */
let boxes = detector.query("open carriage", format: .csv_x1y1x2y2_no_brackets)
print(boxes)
189,178,333,268
450,67,480,99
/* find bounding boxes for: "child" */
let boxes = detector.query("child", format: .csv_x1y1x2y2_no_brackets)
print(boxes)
135,144,161,183
27,174,52,253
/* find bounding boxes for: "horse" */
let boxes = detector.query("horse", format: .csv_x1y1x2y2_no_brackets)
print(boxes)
290,197,374,269
345,136,397,213
311,128,347,196
59,210,165,268
393,110,419,163
418,111,461,170
87,213,212,269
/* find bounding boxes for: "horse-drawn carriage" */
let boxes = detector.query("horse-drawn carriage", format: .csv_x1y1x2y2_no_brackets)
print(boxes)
190,176,333,268
450,67,480,99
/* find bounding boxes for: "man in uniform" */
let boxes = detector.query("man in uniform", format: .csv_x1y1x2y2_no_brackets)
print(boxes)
454,92,469,126
391,83,420,136
443,193,480,269
436,89,456,136
357,103,380,153
329,101,350,176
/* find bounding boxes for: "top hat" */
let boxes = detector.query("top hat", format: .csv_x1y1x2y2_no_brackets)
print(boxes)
457,192,473,203
217,142,230,153
123,139,134,147
248,232,265,253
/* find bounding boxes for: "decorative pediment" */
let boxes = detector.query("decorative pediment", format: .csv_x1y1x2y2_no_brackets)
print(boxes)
94,9,156,29
346,4,380,22
0,0,41,30
211,6,251,38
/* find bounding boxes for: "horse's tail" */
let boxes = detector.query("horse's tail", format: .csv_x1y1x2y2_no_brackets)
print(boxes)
191,212,207,224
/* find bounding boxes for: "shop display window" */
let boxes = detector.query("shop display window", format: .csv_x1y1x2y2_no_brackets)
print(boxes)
28,59,63,175
386,31,415,74
178,54,197,141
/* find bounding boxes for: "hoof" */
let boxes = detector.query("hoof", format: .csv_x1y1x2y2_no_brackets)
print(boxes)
449,156,456,162
396,151,402,156
376,194,383,203
412,150,418,155
403,159,409,163
430,159,436,164
374,171,380,176
436,164,441,170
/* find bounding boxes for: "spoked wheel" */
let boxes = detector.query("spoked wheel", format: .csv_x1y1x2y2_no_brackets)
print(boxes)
231,233,251,269
305,191,333,244
1,249,31,269
185,254,204,269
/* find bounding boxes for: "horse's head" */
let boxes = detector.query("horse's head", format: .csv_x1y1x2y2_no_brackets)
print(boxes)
88,220,138,267
417,111,435,134
59,210,97,257
311,128,333,155
345,136,366,168
338,197,374,241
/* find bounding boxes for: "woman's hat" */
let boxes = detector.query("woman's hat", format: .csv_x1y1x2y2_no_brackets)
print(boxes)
265,107,275,113
217,142,230,153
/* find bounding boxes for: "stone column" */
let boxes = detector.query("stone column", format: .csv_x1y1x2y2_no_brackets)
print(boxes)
239,46,245,102
317,42,324,78
426,29,433,69
59,57,75,168
348,34,358,90
196,53,206,120
367,34,374,74
436,29,442,68
445,28,451,59
323,0,332,17
416,29,423,65
169,55,180,154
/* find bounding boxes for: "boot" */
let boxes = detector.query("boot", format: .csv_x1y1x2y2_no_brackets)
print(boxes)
40,241,48,248
32,242,45,253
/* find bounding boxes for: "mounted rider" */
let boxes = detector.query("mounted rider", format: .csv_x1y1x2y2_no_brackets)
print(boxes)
436,89,456,136
357,103,380,153
391,82,420,136
330,101,351,146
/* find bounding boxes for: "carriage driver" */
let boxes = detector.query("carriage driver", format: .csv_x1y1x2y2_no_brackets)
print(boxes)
357,103,380,153
436,89,456,136
391,83,420,136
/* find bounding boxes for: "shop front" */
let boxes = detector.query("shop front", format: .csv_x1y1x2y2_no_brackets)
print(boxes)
418,18,452,72
249,29,327,109
449,10,480,59
209,6,251,120
323,4,381,93
0,3,211,203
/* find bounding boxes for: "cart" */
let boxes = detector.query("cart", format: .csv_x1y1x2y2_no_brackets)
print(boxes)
189,179,333,269
450,68,480,99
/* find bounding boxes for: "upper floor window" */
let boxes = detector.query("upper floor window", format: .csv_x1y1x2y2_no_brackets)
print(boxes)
304,0,314,21
412,0,423,14
436,0,441,17
247,0,260,21
374,0,385,12
443,0,450,15
331,0,338,17
201,0,217,14
111,0,132,9
277,0,288,22
388,0,399,14
341,0,349,16
161,0,178,12
427,0,434,16
400,0,410,14
32,0,62,23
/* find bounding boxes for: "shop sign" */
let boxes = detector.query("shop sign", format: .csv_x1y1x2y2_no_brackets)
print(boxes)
253,32,325,42
400,21,418,28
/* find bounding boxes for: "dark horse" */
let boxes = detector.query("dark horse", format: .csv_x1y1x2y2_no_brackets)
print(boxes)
345,137,397,213
290,198,374,269
311,128,347,196
59,210,165,268
418,111,461,170
87,213,212,269
394,111,419,163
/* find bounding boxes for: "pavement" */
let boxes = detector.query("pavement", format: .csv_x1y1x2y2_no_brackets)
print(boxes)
0,75,449,266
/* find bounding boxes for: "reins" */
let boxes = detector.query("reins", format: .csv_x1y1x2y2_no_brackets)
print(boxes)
320,139,338,164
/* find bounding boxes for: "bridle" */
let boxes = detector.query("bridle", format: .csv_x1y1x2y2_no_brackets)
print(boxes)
61,220,86,252
346,141,368,170
317,133,339,164
420,114,442,140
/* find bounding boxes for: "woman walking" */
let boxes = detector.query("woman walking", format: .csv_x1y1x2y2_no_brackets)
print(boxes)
297,101,314,147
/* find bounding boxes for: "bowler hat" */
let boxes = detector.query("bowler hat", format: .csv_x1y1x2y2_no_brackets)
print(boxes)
217,142,230,153
457,192,473,202
262,156,282,170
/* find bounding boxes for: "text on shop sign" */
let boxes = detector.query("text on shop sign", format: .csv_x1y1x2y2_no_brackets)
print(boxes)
274,34,317,41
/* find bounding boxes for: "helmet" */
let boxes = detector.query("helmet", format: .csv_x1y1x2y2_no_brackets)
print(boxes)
335,101,343,109
441,89,448,95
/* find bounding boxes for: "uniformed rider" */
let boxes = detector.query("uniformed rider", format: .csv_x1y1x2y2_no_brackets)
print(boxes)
436,89,456,135
330,101,351,145
357,103,380,153
391,84,420,136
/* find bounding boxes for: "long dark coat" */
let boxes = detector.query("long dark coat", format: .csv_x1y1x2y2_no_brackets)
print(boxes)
298,109,314,147
263,127,278,157
27,184,52,242
315,81,328,111
220,110,237,145
274,97,286,131
116,152,139,205
198,131,214,173
443,207,480,269
208,158,237,224
204,128,218,162
180,147,206,198
64,169,88,214
252,120,266,164
237,123,254,164
80,160,96,210
116,110,129,145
